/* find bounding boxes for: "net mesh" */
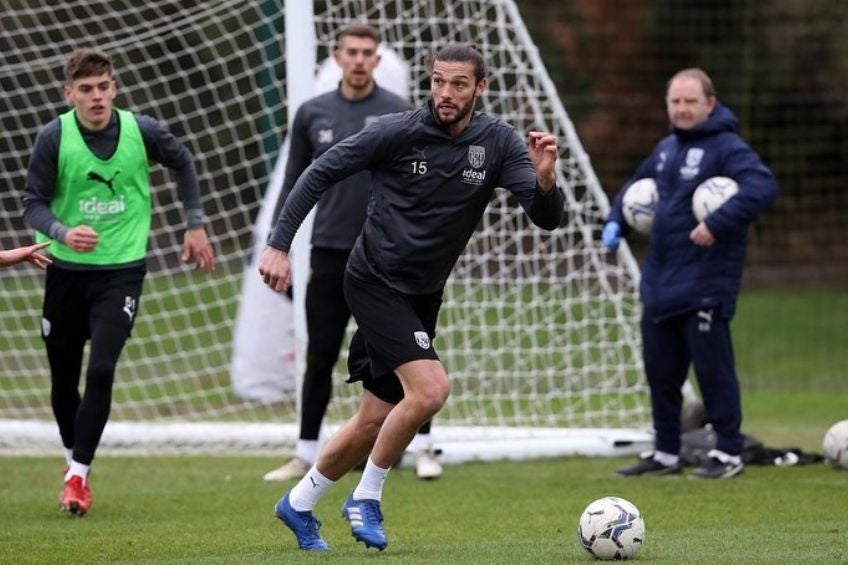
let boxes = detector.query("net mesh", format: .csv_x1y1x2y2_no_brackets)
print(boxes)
0,0,650,452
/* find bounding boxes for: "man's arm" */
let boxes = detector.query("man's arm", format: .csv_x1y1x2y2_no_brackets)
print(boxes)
602,152,659,250
266,123,386,252
497,128,564,230
22,122,68,242
260,122,387,292
137,115,214,272
700,142,778,241
271,105,313,228
0,242,52,269
136,115,204,228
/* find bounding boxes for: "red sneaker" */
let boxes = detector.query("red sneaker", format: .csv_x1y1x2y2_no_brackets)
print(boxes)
59,475,92,516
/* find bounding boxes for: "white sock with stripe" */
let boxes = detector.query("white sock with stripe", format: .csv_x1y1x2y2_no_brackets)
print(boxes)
288,465,335,512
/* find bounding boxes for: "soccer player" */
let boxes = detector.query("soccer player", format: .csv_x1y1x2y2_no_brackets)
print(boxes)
603,68,777,479
23,48,215,516
0,241,51,269
262,23,442,483
259,43,564,551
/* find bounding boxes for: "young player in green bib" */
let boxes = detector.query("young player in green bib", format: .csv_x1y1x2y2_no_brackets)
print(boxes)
23,48,216,517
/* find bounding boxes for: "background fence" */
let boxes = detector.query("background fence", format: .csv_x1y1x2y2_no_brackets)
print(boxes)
519,0,848,286
1,0,845,398
518,0,847,392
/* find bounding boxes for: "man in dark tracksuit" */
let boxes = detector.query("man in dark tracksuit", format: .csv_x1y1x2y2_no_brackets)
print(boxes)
23,48,215,516
261,24,443,483
260,44,564,551
603,68,777,479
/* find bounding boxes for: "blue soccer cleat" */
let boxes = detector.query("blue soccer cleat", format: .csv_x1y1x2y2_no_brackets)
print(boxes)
341,493,388,550
274,493,330,551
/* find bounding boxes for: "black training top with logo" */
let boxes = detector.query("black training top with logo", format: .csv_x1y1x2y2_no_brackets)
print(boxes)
273,85,409,251
268,102,565,295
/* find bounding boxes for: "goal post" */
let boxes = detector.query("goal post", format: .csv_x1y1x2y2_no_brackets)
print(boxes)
0,0,652,460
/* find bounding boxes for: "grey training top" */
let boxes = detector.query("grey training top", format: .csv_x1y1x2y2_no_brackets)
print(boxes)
268,102,565,295
23,110,203,270
272,84,409,250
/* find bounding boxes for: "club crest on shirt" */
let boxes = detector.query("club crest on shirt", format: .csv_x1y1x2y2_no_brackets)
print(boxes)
467,145,486,168
679,147,704,180
462,145,487,186
413,331,431,350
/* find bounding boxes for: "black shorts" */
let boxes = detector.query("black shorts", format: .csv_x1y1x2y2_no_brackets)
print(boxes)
41,265,146,345
343,271,442,404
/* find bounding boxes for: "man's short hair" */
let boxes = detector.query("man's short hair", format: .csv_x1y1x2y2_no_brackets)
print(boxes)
668,67,716,99
64,48,113,84
430,43,488,83
336,23,380,48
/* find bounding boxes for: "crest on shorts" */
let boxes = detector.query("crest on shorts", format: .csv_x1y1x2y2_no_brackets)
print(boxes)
467,145,486,169
41,317,51,337
413,331,431,350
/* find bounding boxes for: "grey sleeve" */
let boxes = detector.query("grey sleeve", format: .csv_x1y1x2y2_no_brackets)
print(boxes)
136,114,204,228
271,105,313,228
267,123,385,251
22,121,69,242
497,128,564,230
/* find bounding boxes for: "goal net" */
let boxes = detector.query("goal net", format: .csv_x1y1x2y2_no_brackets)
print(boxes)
0,0,651,460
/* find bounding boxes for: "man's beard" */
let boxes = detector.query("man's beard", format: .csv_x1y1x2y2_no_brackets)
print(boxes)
434,95,476,125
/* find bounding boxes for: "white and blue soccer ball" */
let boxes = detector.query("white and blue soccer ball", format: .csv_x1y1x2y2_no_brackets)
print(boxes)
621,178,658,235
692,176,738,222
823,419,848,470
578,496,645,560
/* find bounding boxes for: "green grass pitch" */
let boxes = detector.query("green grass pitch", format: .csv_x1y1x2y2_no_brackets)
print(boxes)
1,390,846,564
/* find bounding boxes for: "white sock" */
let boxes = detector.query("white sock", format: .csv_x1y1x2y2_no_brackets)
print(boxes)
294,440,319,464
65,460,90,483
353,457,390,502
653,450,680,466
708,449,741,466
407,433,430,452
64,449,73,466
288,465,335,512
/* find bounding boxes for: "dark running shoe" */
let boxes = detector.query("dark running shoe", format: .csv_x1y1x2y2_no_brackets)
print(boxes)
617,452,683,476
690,450,744,479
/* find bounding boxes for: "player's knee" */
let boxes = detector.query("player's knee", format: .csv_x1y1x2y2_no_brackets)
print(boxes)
415,378,451,416
358,418,383,443
351,408,390,446
85,359,117,388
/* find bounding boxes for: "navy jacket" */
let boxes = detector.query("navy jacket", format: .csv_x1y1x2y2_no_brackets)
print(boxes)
608,104,777,320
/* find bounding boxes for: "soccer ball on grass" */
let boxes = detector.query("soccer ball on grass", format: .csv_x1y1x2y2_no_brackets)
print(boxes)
822,419,848,470
692,176,738,222
621,178,657,235
577,496,645,560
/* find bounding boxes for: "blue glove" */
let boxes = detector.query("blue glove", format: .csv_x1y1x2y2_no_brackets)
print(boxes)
602,221,622,251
